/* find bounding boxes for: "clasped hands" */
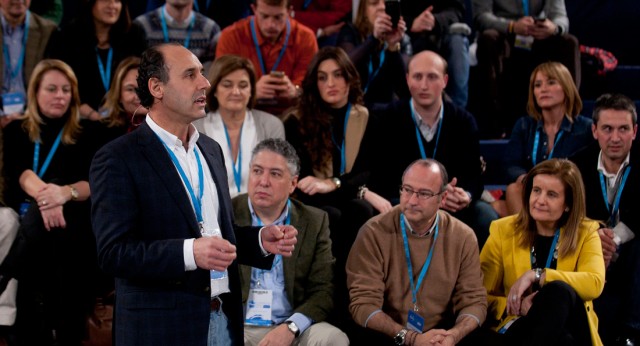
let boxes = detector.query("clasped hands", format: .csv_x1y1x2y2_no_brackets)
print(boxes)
194,225,298,272
506,270,539,317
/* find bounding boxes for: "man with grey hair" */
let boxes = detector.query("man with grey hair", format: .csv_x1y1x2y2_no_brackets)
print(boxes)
347,159,486,345
232,138,348,345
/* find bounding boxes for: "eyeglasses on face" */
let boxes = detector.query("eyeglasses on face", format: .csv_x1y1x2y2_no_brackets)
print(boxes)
399,185,442,200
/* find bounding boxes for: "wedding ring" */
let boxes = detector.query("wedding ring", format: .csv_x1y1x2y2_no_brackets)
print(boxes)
41,200,47,206
511,295,517,302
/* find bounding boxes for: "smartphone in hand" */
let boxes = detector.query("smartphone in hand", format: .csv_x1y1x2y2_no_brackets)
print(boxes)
270,71,285,78
534,15,546,24
385,0,401,28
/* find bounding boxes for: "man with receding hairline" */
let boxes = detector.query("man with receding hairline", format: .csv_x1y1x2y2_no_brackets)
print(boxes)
347,159,486,345
368,50,498,247
90,43,298,346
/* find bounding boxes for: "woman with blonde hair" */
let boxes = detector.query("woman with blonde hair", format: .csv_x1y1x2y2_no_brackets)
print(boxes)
498,62,594,216
481,159,605,346
1,59,107,345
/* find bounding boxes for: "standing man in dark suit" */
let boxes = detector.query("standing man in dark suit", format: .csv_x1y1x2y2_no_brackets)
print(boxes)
232,138,348,345
90,43,298,346
571,93,640,346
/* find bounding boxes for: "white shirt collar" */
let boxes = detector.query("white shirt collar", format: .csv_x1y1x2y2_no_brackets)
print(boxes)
597,150,630,180
146,114,200,152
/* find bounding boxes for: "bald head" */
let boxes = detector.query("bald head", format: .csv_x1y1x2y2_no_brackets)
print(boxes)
407,51,448,76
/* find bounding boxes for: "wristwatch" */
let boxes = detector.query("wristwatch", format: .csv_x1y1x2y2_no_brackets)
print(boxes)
332,177,341,189
394,328,408,345
285,321,300,337
68,185,79,201
534,268,543,286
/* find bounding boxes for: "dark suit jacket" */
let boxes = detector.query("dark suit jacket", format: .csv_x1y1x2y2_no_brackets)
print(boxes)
90,122,273,345
571,143,640,235
232,195,335,323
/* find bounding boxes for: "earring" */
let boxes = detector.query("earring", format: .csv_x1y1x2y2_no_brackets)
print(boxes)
565,207,570,212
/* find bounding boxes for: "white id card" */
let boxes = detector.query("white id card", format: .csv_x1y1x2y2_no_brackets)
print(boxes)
245,289,273,326
514,35,534,50
613,221,635,246
2,92,25,115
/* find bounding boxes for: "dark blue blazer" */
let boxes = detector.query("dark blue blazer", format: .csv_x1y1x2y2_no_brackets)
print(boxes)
90,122,273,345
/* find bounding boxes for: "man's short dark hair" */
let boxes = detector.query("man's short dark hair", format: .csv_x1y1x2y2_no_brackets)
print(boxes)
251,138,300,177
592,93,637,125
136,44,175,108
253,0,291,7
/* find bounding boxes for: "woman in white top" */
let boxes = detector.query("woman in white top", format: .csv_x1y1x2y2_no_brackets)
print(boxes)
194,55,285,198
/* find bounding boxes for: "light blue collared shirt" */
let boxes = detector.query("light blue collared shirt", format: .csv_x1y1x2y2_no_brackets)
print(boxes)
247,199,313,334
1,11,26,95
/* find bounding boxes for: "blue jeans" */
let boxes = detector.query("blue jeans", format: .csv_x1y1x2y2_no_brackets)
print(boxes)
208,306,232,346
442,33,470,108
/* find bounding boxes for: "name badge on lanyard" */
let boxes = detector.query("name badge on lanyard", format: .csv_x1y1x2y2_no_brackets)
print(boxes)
2,92,25,115
245,288,274,326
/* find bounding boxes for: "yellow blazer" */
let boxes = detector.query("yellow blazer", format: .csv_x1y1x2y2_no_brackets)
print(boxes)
480,215,605,346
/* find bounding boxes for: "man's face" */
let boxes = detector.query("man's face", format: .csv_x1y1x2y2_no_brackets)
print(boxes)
0,0,30,19
592,109,637,163
248,150,297,212
154,45,210,123
406,52,448,110
399,164,445,229
165,0,193,8
251,0,288,41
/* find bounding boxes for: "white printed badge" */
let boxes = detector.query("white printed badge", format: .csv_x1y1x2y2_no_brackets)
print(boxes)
2,92,25,115
514,35,534,50
245,289,273,326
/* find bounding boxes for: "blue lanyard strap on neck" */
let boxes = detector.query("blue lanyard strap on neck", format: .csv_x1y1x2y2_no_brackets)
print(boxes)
33,128,63,178
599,165,631,223
530,229,560,269
409,99,443,159
95,46,113,92
160,5,196,48
192,0,211,12
223,120,244,193
532,128,564,166
250,17,291,75
522,0,530,17
159,138,205,224
330,103,352,175
364,47,385,94
3,10,30,82
400,213,439,308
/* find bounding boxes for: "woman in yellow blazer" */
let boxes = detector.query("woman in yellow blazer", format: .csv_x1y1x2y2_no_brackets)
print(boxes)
481,159,605,346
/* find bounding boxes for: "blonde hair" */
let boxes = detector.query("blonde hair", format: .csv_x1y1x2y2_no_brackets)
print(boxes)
101,56,141,128
515,159,587,258
22,59,82,145
527,62,582,122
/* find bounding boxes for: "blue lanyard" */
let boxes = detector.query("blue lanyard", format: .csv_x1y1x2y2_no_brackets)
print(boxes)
303,0,313,9
599,166,631,223
530,229,560,269
95,46,113,92
409,100,443,159
532,129,564,166
223,121,244,193
330,103,351,175
522,0,530,16
364,48,385,94
400,213,439,308
160,5,196,48
33,129,63,178
192,0,211,12
250,17,291,75
2,11,29,82
255,200,291,272
160,139,205,225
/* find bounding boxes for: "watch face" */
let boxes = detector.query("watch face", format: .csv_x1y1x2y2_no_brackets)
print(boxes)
287,322,299,336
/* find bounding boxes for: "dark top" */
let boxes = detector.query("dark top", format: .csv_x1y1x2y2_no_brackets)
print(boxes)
337,23,410,108
504,115,594,183
401,0,465,51
368,99,483,202
571,143,640,235
48,20,147,109
2,116,108,211
284,110,375,207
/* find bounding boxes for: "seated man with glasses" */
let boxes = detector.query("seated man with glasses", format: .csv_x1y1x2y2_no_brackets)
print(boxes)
346,159,487,345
